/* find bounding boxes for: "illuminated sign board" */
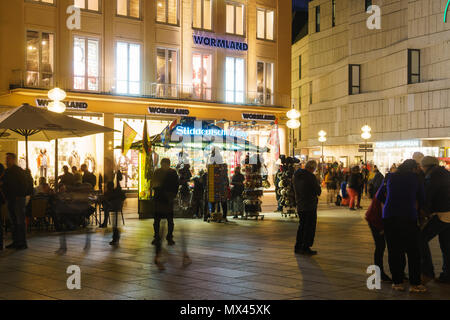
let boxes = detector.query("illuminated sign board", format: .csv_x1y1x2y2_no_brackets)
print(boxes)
193,35,248,51
375,140,421,148
242,113,276,121
175,126,248,139
148,106,190,116
35,99,88,110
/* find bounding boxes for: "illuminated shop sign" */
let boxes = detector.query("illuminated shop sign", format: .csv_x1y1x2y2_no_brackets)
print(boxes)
375,140,421,148
35,99,88,110
176,126,248,139
148,107,190,116
242,113,276,121
193,35,248,51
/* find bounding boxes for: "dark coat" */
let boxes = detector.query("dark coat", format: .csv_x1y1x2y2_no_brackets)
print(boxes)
3,165,27,200
424,166,450,214
348,172,363,190
82,172,97,188
368,171,384,199
153,168,179,213
230,172,245,199
293,168,322,211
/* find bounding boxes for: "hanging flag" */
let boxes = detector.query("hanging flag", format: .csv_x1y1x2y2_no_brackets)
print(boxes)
267,119,280,161
121,121,138,156
142,117,154,181
161,119,178,149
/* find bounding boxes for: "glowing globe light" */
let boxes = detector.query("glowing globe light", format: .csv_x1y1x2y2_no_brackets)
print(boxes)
287,119,300,129
48,87,67,102
286,108,301,120
47,101,66,113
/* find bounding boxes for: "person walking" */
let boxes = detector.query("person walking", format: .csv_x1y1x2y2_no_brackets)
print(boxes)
293,160,321,255
152,158,179,247
3,153,29,250
231,166,245,219
420,156,450,284
347,166,363,210
377,159,427,293
368,165,384,199
81,164,96,188
325,167,338,204
191,171,205,219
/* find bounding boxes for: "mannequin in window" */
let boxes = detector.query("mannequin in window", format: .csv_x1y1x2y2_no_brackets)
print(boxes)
37,149,49,178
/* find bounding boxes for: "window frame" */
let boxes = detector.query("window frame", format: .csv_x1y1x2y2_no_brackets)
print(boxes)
25,29,55,88
225,56,246,104
192,52,213,100
115,41,142,95
74,0,102,13
407,49,420,84
225,2,245,37
298,55,302,80
309,81,313,104
256,60,274,105
192,0,213,32
116,0,141,20
315,6,320,32
348,64,361,95
73,35,101,92
332,0,336,27
256,7,275,41
156,0,179,26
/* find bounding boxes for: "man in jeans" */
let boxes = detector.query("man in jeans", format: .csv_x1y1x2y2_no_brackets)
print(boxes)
293,160,322,255
3,153,28,250
420,156,450,283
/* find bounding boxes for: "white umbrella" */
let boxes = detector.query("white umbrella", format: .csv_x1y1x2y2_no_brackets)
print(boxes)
0,103,116,187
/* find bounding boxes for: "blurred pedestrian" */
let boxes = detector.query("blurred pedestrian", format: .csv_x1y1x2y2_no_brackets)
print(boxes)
325,168,338,204
231,166,245,219
293,160,321,255
377,159,427,293
191,171,205,219
420,156,450,284
3,153,29,250
348,166,363,210
368,165,384,199
81,164,96,188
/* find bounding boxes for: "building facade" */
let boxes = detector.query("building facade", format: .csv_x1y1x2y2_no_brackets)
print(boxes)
292,0,450,172
0,0,291,188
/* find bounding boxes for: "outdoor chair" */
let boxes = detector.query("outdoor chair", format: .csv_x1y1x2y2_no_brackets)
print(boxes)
30,198,51,231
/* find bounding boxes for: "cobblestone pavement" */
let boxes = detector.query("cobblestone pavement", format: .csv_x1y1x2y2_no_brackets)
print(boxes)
0,193,449,300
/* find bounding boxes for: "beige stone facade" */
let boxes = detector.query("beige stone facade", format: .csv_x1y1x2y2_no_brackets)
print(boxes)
292,0,450,171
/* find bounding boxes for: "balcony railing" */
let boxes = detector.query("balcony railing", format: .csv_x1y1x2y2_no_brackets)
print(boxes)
10,71,290,108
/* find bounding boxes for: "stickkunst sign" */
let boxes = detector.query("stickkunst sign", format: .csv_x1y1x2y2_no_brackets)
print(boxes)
193,35,248,51
175,126,248,139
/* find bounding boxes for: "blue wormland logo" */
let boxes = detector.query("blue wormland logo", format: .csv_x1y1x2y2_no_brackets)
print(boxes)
445,0,450,23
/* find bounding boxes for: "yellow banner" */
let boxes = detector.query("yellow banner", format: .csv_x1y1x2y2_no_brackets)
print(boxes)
122,121,138,155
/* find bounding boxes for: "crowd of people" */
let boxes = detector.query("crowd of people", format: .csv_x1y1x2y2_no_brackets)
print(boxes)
290,152,449,294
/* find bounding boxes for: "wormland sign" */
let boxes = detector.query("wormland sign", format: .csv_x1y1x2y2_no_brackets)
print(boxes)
35,99,88,110
148,106,190,116
193,34,248,51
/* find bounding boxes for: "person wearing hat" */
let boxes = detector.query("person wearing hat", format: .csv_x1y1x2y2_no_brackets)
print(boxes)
420,156,450,284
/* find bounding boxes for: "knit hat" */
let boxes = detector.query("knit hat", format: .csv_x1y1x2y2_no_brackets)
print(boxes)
421,156,439,168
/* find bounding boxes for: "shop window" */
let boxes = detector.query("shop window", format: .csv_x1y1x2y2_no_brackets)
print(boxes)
226,2,244,36
257,61,273,105
365,0,372,11
26,30,54,88
156,48,178,98
226,57,245,104
315,6,320,32
193,0,212,31
29,0,54,4
257,8,274,40
156,0,178,25
73,37,100,91
332,0,336,27
116,42,141,95
408,49,420,84
192,53,212,100
349,64,361,95
117,0,140,19
74,0,100,11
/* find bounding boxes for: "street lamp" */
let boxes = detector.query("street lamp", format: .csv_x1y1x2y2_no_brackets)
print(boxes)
318,130,327,178
286,107,301,157
47,87,67,113
361,125,372,165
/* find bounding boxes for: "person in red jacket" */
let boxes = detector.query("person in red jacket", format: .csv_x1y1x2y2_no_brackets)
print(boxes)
365,187,392,282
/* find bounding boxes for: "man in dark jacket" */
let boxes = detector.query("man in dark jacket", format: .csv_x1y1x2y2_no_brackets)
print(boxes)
192,171,205,219
152,158,179,247
293,160,321,255
3,153,28,250
420,156,450,283
368,166,384,199
81,164,96,188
